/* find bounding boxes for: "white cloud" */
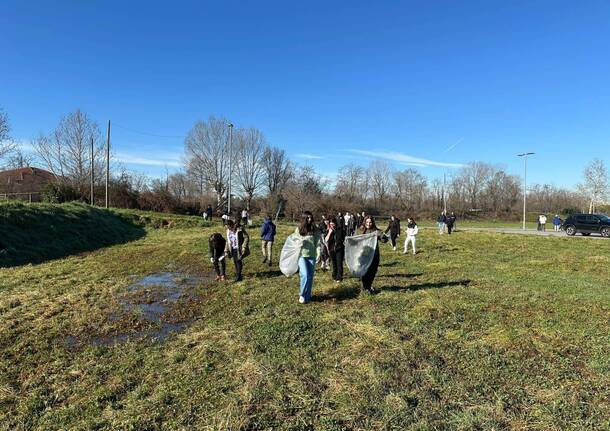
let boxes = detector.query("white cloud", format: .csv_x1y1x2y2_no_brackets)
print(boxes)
114,152,182,168
350,150,465,168
296,153,323,160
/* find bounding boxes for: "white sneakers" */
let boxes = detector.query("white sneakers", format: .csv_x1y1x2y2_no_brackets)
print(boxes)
299,296,305,304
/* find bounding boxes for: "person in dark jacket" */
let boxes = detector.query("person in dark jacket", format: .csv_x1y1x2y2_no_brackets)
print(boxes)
446,212,457,234
208,232,226,281
384,215,401,250
360,215,386,294
260,215,276,267
206,205,213,221
325,217,346,282
225,220,250,282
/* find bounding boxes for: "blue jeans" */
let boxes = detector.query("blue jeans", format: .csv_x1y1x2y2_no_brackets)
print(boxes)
298,256,315,302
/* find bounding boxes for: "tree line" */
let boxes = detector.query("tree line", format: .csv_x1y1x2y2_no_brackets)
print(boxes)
1,107,608,218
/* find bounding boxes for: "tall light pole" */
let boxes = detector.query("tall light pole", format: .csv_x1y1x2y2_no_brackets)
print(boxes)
443,171,447,213
517,152,535,230
227,123,233,215
105,120,111,209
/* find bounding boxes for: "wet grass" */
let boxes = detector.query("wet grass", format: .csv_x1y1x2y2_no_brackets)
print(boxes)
1,216,610,429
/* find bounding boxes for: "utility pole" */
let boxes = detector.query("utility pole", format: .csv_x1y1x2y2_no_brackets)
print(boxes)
90,136,94,206
517,152,535,230
227,122,233,215
105,120,111,209
443,171,447,213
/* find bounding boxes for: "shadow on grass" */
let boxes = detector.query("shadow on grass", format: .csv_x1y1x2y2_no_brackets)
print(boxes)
0,202,146,268
255,269,283,278
312,284,360,302
378,272,423,279
383,279,471,292
379,261,400,267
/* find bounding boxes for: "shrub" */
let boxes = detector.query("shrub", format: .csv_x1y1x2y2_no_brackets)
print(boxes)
42,182,83,203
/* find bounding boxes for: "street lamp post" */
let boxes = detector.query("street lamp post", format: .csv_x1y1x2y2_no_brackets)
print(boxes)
517,152,535,230
227,123,233,215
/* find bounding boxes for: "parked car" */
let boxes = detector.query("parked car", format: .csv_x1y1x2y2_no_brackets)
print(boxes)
562,213,610,237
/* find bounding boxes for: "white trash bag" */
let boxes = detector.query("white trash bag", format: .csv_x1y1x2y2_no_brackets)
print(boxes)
279,233,303,276
344,232,378,277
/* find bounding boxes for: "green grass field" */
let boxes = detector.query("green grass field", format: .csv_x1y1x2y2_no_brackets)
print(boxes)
1,205,610,430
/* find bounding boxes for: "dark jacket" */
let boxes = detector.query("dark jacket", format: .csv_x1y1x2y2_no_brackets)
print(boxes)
225,227,250,259
438,213,447,223
385,218,401,235
326,226,346,253
260,218,276,241
208,233,226,260
447,214,456,226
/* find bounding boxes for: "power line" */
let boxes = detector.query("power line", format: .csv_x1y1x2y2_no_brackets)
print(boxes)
113,123,186,139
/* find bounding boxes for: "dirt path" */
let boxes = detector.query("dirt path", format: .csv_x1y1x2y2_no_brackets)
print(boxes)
448,227,608,240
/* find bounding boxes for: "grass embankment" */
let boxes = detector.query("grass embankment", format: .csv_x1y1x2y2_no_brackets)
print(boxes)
1,209,610,429
0,202,148,268
0,203,218,268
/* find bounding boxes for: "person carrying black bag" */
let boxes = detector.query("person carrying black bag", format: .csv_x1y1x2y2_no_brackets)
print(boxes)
384,215,401,251
325,217,346,282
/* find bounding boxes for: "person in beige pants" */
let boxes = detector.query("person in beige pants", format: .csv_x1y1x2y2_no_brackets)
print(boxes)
260,214,276,267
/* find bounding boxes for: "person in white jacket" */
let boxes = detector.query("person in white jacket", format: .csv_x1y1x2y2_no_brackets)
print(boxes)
403,218,418,255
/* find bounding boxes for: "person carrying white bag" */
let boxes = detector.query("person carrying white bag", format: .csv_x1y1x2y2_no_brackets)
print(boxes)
279,211,321,304
344,216,388,295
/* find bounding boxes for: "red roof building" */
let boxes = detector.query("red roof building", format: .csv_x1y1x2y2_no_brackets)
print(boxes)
0,167,56,202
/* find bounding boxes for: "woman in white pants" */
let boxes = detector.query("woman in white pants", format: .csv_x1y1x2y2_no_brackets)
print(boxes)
403,218,418,255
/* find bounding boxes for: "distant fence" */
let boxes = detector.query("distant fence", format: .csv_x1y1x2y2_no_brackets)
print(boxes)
0,192,42,203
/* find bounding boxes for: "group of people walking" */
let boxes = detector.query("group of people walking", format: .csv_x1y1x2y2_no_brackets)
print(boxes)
206,210,445,305
383,215,419,255
437,211,457,234
293,211,385,302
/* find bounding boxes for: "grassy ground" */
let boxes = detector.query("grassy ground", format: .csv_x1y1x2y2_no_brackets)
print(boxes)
1,210,610,430
0,202,147,267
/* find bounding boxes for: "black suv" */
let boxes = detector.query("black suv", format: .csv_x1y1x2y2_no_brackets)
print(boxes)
562,213,610,237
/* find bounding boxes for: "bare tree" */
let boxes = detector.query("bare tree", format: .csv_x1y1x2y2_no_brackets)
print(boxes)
262,146,292,198
483,170,521,215
184,116,231,208
457,162,493,210
167,172,190,202
0,108,16,163
33,109,105,194
335,163,366,203
235,127,266,210
367,160,393,209
579,159,609,213
284,165,327,218
5,147,35,170
393,168,427,211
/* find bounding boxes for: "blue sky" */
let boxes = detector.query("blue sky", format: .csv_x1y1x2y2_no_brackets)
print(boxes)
2,0,610,187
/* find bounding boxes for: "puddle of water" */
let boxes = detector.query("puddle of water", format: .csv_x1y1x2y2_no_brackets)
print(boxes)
66,272,210,348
